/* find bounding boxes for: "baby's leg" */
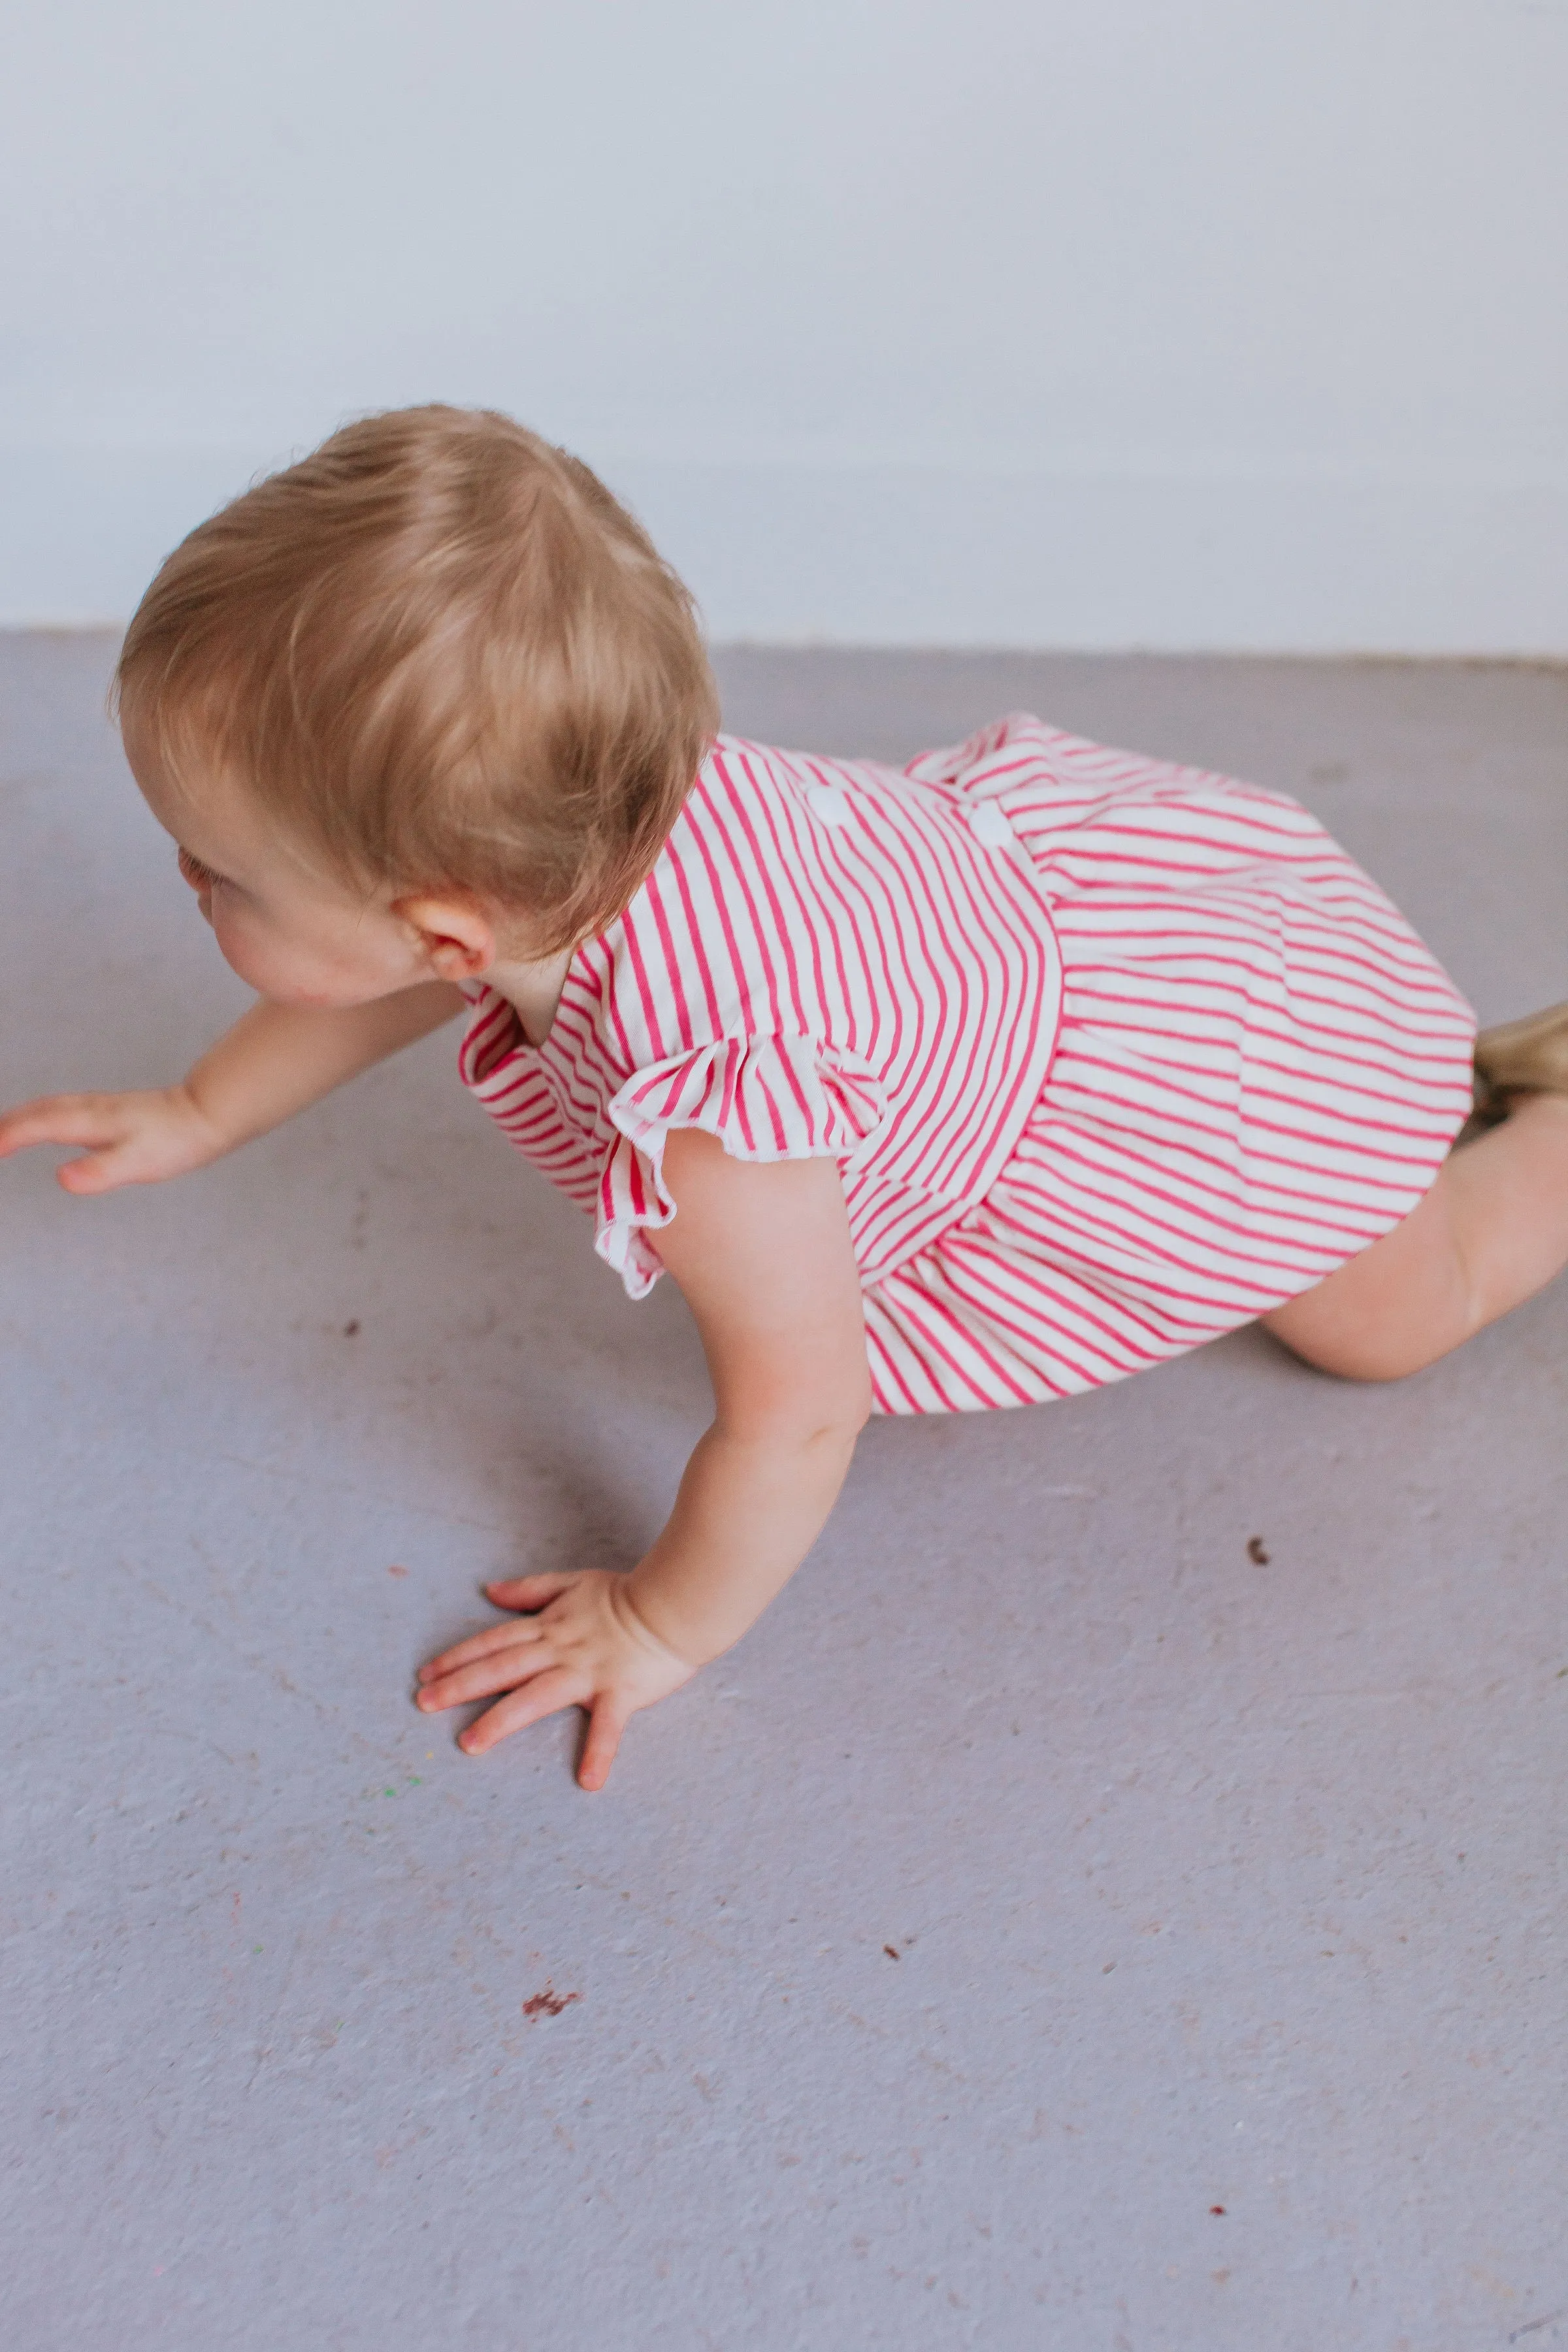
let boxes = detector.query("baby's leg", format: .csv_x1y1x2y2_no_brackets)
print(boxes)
1264,1095,1568,1380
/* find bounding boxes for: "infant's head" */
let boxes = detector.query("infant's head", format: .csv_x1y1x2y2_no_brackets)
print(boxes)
116,406,719,1002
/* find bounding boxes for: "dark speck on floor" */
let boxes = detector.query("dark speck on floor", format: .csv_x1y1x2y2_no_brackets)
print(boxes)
523,1986,581,2020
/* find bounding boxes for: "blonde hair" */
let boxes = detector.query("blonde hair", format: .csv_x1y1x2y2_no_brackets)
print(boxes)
114,406,721,952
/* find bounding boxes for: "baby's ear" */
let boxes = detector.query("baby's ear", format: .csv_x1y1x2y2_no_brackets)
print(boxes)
393,891,495,980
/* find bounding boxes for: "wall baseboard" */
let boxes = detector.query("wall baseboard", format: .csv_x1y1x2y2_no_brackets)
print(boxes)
4,446,1564,656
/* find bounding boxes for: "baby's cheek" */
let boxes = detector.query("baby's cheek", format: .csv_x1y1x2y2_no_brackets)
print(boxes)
208,906,301,998
211,910,400,1007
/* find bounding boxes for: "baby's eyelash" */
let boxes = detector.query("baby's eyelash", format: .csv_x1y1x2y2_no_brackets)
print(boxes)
178,845,224,887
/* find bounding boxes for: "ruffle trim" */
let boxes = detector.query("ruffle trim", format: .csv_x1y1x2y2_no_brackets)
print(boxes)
595,1033,887,1298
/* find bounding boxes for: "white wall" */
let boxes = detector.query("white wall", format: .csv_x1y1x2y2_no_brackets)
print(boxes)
3,0,1565,649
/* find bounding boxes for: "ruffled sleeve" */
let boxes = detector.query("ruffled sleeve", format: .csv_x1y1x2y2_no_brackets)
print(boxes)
596,1034,887,1298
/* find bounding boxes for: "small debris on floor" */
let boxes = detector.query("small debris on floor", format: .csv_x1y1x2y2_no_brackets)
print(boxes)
883,1944,900,1960
1210,2204,1226,2216
342,1319,361,1336
522,1985,581,2020
1247,1535,1270,1565
387,1563,410,1579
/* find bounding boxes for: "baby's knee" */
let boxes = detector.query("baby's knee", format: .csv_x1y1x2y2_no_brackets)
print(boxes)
1262,1315,1442,1385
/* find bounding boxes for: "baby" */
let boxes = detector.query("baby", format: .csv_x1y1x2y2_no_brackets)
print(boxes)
5,405,1568,1789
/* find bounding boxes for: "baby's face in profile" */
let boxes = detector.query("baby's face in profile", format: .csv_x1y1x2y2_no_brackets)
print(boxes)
124,717,442,1009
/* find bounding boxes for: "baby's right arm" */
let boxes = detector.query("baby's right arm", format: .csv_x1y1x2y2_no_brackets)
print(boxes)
0,981,465,1192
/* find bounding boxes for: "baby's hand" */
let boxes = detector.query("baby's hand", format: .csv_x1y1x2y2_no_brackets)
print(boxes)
0,1084,229,1193
415,1571,698,1790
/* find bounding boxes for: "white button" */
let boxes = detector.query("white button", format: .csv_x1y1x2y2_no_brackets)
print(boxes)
806,783,853,828
968,799,1016,847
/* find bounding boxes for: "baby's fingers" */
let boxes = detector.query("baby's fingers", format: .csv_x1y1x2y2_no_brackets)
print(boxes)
457,1665,585,1756
416,1635,552,1713
56,1143,140,1196
578,1693,632,1793
0,1096,169,1194
485,1571,580,1610
416,1617,546,1684
0,1096,122,1162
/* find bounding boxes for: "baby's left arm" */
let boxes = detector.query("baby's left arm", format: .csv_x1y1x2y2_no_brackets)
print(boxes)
416,1128,873,1787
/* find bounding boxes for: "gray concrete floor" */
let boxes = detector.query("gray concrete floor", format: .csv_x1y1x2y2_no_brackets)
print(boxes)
4,634,1568,2352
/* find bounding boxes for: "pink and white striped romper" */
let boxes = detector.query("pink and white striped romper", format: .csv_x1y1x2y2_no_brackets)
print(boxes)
457,714,1476,1414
